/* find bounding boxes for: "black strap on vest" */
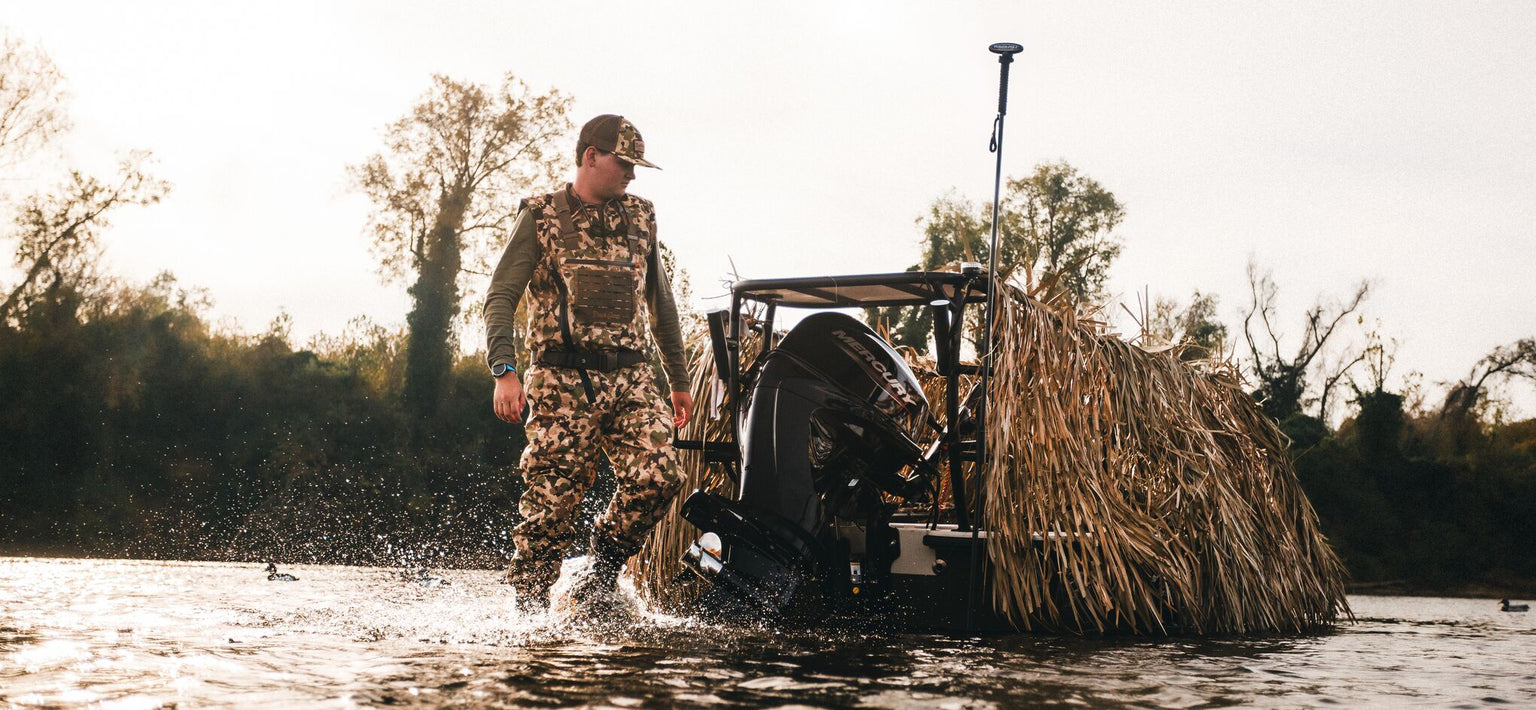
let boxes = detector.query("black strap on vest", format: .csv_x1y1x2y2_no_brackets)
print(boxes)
550,189,597,404
545,188,654,404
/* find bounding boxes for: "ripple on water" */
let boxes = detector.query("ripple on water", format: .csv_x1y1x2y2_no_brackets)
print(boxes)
2,560,1534,708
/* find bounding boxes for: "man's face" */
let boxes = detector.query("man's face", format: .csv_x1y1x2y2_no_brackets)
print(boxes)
584,147,636,201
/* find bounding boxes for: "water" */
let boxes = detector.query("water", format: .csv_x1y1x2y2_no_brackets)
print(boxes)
1,558,1532,708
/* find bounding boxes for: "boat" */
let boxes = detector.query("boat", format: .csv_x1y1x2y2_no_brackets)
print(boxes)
643,45,1345,635
652,268,1347,634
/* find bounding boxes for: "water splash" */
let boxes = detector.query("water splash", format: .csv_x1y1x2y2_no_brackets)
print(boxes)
2,558,1531,708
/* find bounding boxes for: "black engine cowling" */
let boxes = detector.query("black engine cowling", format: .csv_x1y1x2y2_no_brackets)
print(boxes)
681,312,932,615
737,312,930,526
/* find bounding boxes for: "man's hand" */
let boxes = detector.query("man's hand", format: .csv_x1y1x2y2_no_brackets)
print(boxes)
671,390,693,429
493,373,527,424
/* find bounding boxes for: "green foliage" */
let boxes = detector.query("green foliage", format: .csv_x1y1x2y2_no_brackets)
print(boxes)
1000,161,1125,302
0,274,528,568
1294,385,1536,591
1256,362,1310,421
865,162,1125,354
1144,290,1229,360
1353,387,1405,458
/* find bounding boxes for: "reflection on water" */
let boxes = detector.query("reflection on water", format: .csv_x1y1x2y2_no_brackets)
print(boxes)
1,558,1532,708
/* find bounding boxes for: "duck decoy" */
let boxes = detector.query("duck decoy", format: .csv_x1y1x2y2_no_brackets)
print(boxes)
1499,599,1528,612
409,567,450,587
265,562,298,582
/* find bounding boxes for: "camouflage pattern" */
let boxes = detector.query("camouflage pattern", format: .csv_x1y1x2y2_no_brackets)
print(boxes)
508,360,683,601
519,188,657,356
506,186,677,604
611,118,658,169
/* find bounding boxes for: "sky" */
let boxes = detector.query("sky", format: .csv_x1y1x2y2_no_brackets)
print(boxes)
4,0,1534,417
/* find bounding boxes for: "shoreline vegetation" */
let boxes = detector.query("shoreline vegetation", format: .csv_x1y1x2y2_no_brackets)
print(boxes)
1,277,1532,606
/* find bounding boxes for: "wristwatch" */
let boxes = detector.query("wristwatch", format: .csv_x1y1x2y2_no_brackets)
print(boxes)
491,363,517,378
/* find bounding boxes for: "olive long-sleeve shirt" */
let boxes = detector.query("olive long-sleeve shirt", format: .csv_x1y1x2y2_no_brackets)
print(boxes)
483,205,691,392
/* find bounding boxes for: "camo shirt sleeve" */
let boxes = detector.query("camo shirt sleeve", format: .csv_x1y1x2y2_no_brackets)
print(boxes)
484,208,538,371
646,224,692,393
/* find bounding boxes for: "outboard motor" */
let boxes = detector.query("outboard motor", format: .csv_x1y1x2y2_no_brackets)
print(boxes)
681,312,932,617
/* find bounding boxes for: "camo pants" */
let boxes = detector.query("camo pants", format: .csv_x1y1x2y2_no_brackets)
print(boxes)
508,362,682,601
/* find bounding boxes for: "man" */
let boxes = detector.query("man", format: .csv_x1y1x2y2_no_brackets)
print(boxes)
483,114,693,614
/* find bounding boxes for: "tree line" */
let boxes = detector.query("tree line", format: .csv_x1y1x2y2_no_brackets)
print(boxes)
0,272,521,566
2,31,1532,591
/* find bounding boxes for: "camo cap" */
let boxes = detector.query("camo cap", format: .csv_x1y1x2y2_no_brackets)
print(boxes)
579,114,660,170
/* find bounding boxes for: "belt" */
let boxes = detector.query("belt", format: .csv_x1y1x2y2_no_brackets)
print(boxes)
536,348,647,372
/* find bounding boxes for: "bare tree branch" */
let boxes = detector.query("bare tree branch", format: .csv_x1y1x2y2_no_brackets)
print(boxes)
1242,260,1371,422
0,31,70,168
1296,280,1370,370
1,153,168,323
1442,338,1536,419
1318,348,1370,423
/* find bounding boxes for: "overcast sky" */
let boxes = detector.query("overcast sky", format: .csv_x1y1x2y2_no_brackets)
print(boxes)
4,0,1534,416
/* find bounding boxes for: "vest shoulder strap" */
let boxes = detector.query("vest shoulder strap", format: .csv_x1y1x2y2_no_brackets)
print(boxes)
551,189,583,250
622,196,651,262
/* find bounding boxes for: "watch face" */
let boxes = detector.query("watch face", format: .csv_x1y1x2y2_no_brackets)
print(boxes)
493,364,510,377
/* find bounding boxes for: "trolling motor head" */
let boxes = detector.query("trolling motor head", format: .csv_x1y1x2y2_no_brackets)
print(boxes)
989,42,1023,62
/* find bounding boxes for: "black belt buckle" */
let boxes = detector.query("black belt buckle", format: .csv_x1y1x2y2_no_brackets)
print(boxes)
540,348,638,372
556,349,612,371
578,351,606,370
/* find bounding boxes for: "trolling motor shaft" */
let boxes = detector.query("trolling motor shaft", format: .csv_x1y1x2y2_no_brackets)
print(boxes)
971,39,1023,632
989,42,1023,113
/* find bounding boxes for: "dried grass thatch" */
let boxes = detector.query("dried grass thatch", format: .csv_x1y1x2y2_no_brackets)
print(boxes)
631,326,750,609
983,284,1348,633
632,284,1349,633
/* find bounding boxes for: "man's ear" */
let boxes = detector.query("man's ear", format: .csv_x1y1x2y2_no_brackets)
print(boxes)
581,146,597,168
